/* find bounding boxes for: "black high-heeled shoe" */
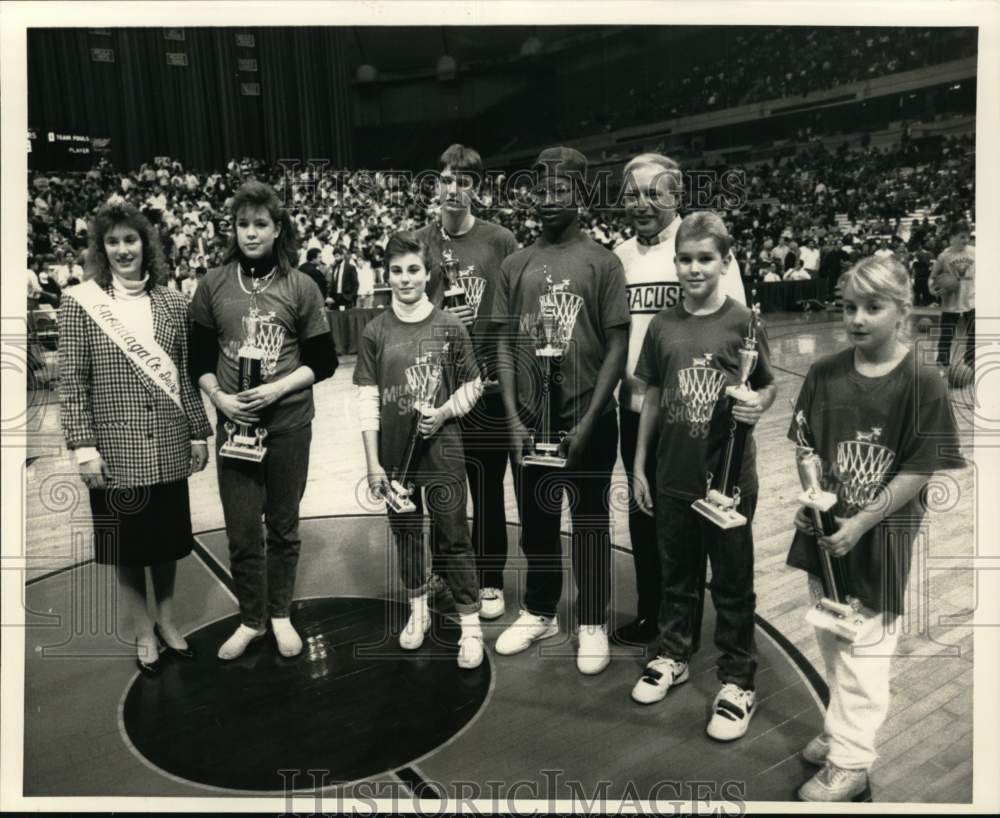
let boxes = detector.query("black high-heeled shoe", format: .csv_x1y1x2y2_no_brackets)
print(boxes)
154,623,197,661
135,642,163,676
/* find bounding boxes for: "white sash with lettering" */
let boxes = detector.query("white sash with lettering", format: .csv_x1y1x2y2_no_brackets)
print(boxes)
66,280,184,412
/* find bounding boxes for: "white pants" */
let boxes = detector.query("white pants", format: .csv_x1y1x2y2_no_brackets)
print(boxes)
809,577,901,770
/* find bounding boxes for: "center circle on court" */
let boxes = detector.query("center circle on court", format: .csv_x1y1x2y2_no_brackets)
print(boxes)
121,596,491,791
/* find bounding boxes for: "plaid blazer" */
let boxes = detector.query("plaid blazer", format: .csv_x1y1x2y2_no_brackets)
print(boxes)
58,281,212,488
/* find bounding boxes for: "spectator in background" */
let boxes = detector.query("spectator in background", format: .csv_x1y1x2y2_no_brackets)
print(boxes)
784,258,812,281
911,242,933,307
799,236,820,276
327,245,359,309
300,247,328,297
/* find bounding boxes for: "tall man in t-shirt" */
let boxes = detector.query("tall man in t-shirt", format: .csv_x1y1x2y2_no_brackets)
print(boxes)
414,144,520,620
492,147,629,674
613,152,746,646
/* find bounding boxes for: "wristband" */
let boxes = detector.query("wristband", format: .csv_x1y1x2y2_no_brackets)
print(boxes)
208,385,223,404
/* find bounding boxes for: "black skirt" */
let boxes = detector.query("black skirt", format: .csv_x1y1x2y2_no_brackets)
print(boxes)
88,480,194,567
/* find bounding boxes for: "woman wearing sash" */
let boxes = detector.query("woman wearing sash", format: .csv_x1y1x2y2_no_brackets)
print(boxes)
58,196,212,676
189,181,337,661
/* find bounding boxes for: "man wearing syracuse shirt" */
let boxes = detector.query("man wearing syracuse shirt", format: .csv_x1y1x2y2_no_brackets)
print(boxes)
612,153,746,646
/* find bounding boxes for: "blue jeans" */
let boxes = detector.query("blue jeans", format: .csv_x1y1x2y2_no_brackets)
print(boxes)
656,493,758,690
389,480,481,614
215,421,311,629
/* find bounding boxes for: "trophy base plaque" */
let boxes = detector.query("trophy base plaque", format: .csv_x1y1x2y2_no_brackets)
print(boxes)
522,438,567,469
692,489,746,529
806,599,863,643
523,452,568,469
384,479,417,514
220,424,268,463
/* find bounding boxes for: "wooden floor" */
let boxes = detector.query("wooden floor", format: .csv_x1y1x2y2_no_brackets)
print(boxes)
19,310,977,803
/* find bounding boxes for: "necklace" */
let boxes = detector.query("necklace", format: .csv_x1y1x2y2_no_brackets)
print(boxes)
237,265,277,315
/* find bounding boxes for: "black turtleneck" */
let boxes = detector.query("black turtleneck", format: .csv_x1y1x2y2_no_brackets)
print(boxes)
236,248,279,278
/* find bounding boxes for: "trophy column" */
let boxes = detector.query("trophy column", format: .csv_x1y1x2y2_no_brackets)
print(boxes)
523,274,583,469
792,410,865,642
692,304,762,528
220,309,282,463
382,347,447,514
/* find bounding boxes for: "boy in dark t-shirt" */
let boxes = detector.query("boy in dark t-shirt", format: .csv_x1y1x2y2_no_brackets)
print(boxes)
491,146,630,676
630,212,776,741
413,145,519,620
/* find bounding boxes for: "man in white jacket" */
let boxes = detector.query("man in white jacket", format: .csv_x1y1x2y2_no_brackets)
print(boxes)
612,153,746,646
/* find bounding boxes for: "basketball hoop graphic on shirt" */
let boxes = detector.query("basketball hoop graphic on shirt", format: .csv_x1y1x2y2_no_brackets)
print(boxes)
457,267,487,318
220,306,285,463
381,343,449,514
241,307,285,379
835,426,895,510
678,353,728,431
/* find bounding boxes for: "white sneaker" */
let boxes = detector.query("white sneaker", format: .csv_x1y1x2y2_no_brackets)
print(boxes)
802,733,831,766
479,588,506,621
576,624,610,675
457,631,484,669
399,609,431,650
494,610,558,655
706,683,757,741
798,761,870,802
630,656,690,704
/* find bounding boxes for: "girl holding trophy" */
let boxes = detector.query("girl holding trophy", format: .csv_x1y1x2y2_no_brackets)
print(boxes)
190,182,337,661
786,255,965,802
353,232,486,669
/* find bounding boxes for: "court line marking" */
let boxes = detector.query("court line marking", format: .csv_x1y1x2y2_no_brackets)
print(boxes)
33,514,828,797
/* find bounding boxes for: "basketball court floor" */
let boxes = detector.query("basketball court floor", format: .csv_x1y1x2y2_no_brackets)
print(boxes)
19,310,977,804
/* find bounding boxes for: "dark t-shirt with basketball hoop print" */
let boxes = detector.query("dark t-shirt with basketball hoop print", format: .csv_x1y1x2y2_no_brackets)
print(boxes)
634,297,774,503
190,263,330,434
353,307,480,485
491,229,630,428
785,347,966,615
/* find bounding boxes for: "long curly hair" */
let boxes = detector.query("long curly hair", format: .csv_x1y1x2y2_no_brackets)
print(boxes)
222,181,299,275
85,195,167,292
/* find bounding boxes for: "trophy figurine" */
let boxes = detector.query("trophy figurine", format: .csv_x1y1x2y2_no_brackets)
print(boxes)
382,345,448,514
441,248,469,310
220,308,284,463
523,272,584,468
692,303,762,528
792,410,868,643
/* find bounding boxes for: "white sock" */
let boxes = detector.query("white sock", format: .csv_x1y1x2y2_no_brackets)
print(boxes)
217,623,265,660
270,617,303,657
411,593,429,617
459,613,482,635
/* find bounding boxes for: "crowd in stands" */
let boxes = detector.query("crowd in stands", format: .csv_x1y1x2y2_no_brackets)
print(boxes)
27,129,974,317
569,27,975,138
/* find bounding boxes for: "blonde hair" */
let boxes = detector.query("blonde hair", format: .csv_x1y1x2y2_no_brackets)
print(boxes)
839,255,913,309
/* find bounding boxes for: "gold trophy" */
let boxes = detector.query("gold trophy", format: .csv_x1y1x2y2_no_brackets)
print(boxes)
441,248,469,310
692,303,762,528
220,307,284,462
523,272,584,468
382,345,448,514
